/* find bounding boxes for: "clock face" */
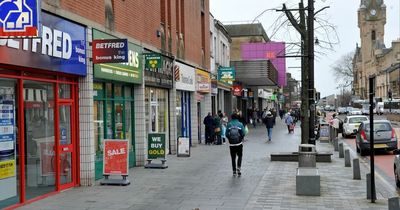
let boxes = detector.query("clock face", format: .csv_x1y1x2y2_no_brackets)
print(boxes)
370,9,377,16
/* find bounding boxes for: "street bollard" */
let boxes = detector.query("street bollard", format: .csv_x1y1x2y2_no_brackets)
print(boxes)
353,158,361,180
344,149,351,167
366,173,377,200
388,197,400,210
339,143,344,158
334,137,339,151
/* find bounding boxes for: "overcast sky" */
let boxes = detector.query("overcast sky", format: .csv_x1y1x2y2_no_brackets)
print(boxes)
210,0,400,97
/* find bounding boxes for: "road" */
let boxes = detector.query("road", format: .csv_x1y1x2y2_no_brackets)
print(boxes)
336,113,400,192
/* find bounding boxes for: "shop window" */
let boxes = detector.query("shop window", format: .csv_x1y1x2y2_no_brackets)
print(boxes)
0,79,19,209
106,83,113,98
59,84,71,99
114,84,123,98
23,81,56,200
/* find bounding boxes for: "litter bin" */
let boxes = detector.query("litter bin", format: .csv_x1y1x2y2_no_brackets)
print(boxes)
298,144,316,167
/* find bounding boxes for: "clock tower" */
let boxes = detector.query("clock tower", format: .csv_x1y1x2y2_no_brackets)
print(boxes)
358,0,386,61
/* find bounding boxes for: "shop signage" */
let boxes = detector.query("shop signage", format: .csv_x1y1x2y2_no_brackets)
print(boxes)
147,133,166,159
0,0,40,37
218,67,235,82
211,81,218,94
103,140,129,175
177,137,190,157
144,53,173,88
145,53,162,69
175,61,195,92
196,69,210,93
232,84,242,96
93,29,142,84
0,159,15,179
92,39,128,64
0,11,87,75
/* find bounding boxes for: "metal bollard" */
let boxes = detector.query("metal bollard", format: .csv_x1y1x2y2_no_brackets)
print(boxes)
366,173,377,200
344,149,351,167
339,143,344,158
353,158,361,180
388,197,400,210
334,137,339,151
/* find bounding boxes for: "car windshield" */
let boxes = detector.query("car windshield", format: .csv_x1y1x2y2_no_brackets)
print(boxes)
365,122,392,132
349,117,367,123
352,108,360,111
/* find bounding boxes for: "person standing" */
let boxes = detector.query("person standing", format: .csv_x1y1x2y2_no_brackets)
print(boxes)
203,112,214,145
263,111,275,141
220,112,228,144
214,111,222,145
226,113,245,176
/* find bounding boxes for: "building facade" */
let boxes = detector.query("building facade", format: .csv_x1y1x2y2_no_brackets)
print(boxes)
353,0,400,100
0,0,210,209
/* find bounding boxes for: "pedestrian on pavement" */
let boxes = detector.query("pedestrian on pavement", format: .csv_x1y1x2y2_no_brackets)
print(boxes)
252,108,258,128
203,112,214,145
221,112,228,144
226,113,245,176
214,111,222,145
285,113,294,134
332,113,340,137
263,111,274,141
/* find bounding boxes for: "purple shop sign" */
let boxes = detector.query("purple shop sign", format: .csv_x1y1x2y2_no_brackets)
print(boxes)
241,42,286,87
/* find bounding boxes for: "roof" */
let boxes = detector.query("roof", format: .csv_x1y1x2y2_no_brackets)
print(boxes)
224,23,269,42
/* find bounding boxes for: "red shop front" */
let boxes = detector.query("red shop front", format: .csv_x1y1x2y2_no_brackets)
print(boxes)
0,11,87,209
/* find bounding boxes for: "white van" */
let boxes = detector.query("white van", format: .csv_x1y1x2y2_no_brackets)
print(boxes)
376,102,384,115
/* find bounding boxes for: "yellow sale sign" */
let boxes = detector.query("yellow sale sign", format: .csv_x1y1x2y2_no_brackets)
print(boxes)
0,159,15,179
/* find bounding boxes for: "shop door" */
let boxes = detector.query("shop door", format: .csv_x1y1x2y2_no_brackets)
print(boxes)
58,104,75,190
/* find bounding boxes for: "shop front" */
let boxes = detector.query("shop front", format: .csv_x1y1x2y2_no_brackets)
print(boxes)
0,11,86,209
144,52,173,154
92,30,142,180
196,69,211,143
175,62,196,145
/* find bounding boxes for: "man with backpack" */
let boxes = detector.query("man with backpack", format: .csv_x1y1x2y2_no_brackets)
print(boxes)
263,111,274,141
226,113,245,177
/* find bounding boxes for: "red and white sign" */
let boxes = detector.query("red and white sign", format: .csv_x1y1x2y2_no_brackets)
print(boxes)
103,140,129,175
232,85,242,96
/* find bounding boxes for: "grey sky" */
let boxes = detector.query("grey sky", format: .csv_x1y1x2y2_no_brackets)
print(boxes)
210,0,400,97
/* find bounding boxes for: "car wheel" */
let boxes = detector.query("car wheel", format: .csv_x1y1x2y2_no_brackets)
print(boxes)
395,166,400,188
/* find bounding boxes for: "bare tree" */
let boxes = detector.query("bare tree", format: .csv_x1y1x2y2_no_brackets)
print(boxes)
331,51,354,88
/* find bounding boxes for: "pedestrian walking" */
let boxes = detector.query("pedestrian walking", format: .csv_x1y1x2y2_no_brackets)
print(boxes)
203,112,214,145
285,113,294,134
263,111,274,141
226,113,245,176
252,108,258,128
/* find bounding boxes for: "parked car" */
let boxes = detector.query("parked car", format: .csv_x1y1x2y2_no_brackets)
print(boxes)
393,150,400,187
349,108,362,115
337,107,347,115
355,120,397,156
342,115,369,138
345,107,353,114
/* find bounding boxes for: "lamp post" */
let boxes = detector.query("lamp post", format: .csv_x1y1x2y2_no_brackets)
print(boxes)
307,0,316,145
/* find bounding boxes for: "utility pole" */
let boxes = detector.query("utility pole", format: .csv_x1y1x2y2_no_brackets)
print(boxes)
307,0,316,145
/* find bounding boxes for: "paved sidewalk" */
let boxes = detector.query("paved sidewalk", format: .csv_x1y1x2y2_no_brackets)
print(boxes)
17,121,398,210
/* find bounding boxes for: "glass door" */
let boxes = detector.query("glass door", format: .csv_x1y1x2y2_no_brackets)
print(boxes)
58,104,74,189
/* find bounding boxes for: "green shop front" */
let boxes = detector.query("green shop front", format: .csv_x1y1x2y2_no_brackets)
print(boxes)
92,30,142,180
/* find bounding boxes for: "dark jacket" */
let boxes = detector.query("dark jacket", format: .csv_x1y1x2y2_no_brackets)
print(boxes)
203,115,214,128
264,114,274,128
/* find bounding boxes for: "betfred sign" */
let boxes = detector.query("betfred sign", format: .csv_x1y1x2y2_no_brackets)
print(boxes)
0,0,40,37
232,85,242,96
92,39,128,64
103,140,129,175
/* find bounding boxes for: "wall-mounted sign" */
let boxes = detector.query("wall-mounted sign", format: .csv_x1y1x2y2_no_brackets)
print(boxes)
144,53,173,88
148,133,166,159
93,29,142,84
196,69,210,93
0,0,40,37
0,11,87,75
92,39,128,64
177,137,190,157
218,67,235,82
248,90,254,98
232,84,242,96
103,140,129,175
175,61,195,91
145,53,162,69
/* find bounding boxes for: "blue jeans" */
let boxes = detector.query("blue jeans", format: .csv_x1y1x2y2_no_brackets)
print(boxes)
267,128,272,140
